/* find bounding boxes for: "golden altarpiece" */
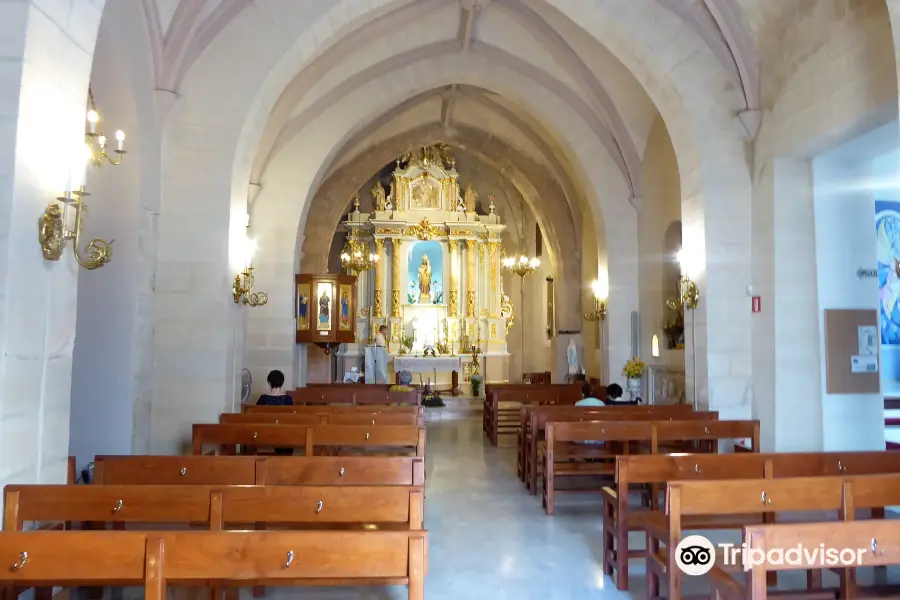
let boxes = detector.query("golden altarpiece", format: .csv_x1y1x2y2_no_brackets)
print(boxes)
336,145,510,387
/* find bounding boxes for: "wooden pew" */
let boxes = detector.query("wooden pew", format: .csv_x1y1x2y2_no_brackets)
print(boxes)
518,403,694,479
0,530,427,599
245,404,422,415
192,423,310,456
221,412,423,427
709,520,900,600
483,382,581,439
645,476,851,600
305,425,426,458
541,420,758,515
485,385,583,446
92,455,425,486
523,408,716,494
4,484,425,531
290,388,420,406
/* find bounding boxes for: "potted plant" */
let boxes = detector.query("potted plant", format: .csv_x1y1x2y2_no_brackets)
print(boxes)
622,357,646,397
471,375,483,397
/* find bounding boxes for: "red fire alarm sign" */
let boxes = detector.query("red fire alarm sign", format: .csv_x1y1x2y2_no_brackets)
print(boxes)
751,296,761,313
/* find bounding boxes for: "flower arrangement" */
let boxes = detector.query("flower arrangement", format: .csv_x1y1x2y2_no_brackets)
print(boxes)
622,357,646,379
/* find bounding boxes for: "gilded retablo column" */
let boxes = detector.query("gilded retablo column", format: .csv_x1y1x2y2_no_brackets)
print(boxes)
488,241,499,317
448,239,459,317
391,238,402,317
373,238,384,317
465,239,476,318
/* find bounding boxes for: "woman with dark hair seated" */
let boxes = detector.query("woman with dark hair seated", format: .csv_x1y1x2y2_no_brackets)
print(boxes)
256,370,293,455
605,383,638,405
256,370,292,406
575,382,604,406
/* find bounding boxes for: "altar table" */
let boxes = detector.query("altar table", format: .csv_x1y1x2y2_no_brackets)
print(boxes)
393,355,462,396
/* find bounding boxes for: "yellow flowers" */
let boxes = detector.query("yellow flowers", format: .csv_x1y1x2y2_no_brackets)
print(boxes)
622,357,646,379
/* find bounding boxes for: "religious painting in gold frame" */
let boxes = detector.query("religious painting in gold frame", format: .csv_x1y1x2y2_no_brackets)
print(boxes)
297,283,311,331
339,284,353,331
409,174,441,210
316,281,334,332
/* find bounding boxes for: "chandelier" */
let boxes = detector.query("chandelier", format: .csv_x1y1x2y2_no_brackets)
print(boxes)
340,230,378,275
503,253,540,278
85,87,126,167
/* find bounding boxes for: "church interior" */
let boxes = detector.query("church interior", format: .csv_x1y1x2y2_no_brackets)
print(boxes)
4,0,900,598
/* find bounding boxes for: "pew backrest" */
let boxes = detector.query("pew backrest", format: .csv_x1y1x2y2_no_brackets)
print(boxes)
192,424,310,455
652,419,760,451
93,455,258,485
4,484,425,529
546,421,653,444
306,426,426,457
0,530,428,587
259,456,425,486
92,455,426,486
668,476,845,516
221,412,422,427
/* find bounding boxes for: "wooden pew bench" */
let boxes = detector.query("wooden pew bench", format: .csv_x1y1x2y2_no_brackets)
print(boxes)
0,530,427,600
244,404,423,415
517,403,695,481
221,412,424,427
542,420,758,515
305,425,427,458
92,455,425,486
596,449,900,591
482,383,581,443
645,474,900,600
525,409,718,495
3,484,425,531
486,386,582,446
709,520,900,600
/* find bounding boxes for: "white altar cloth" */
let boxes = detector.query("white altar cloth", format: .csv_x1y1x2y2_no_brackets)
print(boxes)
393,355,462,374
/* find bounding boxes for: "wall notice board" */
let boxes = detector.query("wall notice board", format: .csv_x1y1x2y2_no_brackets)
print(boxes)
823,308,880,395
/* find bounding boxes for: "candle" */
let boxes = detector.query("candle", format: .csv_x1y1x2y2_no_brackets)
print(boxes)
86,110,98,134
115,130,125,151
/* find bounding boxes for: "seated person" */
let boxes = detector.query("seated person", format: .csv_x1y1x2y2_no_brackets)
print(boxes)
256,370,292,406
575,382,605,406
255,369,293,456
390,370,414,392
604,383,638,406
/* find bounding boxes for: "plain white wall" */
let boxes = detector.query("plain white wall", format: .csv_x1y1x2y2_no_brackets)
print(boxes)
69,1,159,469
813,126,890,452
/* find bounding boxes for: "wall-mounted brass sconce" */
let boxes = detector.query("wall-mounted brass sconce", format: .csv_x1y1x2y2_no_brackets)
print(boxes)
85,87,126,167
678,275,700,310
584,279,608,321
233,266,268,307
38,186,113,270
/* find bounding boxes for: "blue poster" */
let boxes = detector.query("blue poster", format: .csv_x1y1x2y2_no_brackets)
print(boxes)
875,199,900,344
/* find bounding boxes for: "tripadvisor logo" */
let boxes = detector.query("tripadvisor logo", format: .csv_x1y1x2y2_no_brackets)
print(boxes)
675,534,867,576
675,535,716,576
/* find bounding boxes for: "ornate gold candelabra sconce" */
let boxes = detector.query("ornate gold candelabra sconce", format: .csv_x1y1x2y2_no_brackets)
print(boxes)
38,88,124,269
233,266,268,307
584,279,608,321
85,87,126,167
39,186,114,269
668,250,700,311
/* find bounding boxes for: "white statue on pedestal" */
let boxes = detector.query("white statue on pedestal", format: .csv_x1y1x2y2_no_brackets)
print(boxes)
566,340,578,375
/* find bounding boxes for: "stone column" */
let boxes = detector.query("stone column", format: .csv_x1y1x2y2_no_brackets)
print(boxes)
448,239,459,317
373,238,385,317
391,238,402,318
466,239,477,318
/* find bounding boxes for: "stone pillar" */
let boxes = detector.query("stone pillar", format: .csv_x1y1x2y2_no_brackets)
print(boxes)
466,239,476,318
391,238,402,318
448,240,459,317
373,238,385,317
